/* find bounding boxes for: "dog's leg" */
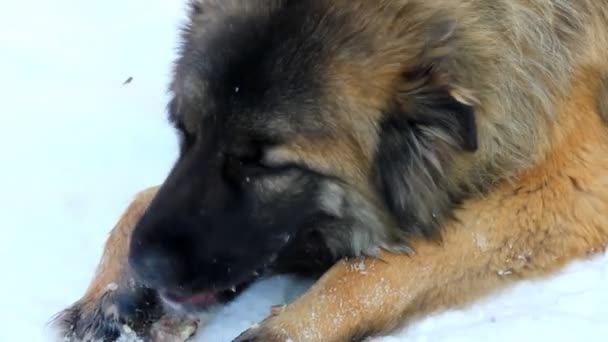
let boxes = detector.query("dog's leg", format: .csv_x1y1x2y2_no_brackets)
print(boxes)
51,186,197,341
234,72,608,342
235,183,608,342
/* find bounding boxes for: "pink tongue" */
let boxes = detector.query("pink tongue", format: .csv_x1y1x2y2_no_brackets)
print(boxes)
164,290,218,306
187,291,217,306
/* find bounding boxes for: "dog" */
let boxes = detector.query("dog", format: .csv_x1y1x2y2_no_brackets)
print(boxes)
52,0,608,341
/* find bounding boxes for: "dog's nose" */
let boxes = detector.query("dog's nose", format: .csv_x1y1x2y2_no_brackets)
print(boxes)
128,244,185,290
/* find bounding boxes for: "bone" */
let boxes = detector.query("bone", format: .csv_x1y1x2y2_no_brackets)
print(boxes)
149,316,199,342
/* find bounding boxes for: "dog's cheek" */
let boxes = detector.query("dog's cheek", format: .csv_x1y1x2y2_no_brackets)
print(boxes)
314,181,411,258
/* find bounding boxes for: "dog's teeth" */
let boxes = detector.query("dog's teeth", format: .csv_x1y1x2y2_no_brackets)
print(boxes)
230,286,236,292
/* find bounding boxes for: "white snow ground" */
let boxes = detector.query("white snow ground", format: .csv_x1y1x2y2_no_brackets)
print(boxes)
0,1,606,341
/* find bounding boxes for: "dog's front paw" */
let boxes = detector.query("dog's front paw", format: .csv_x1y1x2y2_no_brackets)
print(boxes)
51,284,163,341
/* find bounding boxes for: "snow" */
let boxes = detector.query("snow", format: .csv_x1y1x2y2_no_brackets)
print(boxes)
0,1,606,341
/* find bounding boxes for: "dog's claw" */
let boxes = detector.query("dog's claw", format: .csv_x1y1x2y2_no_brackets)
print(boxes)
232,318,288,342
269,304,286,316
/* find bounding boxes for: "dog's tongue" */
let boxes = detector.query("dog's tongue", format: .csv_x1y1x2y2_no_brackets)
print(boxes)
187,291,217,306
164,290,218,306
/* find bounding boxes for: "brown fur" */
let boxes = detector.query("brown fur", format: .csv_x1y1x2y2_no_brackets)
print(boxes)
252,0,608,244
600,74,608,123
235,66,608,341
80,186,159,308
53,0,608,341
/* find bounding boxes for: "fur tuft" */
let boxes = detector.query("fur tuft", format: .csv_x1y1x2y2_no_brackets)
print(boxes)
599,75,608,124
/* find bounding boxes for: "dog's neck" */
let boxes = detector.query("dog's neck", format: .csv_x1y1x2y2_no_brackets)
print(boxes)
508,67,608,247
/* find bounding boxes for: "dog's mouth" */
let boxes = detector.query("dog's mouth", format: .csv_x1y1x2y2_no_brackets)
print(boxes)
158,271,263,313
151,233,307,314
161,289,220,307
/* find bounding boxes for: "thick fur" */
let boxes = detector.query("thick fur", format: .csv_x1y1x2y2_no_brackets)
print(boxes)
234,67,608,341
600,74,608,123
52,0,608,341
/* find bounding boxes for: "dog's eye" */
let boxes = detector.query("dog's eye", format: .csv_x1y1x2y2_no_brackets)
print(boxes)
222,144,264,182
235,144,264,166
227,147,265,170
223,155,261,187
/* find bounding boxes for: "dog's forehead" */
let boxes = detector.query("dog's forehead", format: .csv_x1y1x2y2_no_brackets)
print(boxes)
169,3,326,134
168,1,392,139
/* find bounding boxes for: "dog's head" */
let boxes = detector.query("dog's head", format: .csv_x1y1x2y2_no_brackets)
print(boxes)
128,0,490,311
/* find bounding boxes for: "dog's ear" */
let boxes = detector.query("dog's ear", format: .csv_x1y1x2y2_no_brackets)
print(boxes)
395,65,478,151
373,40,479,239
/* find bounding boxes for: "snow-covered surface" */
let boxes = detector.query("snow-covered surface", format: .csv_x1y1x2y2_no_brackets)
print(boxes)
1,1,606,341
